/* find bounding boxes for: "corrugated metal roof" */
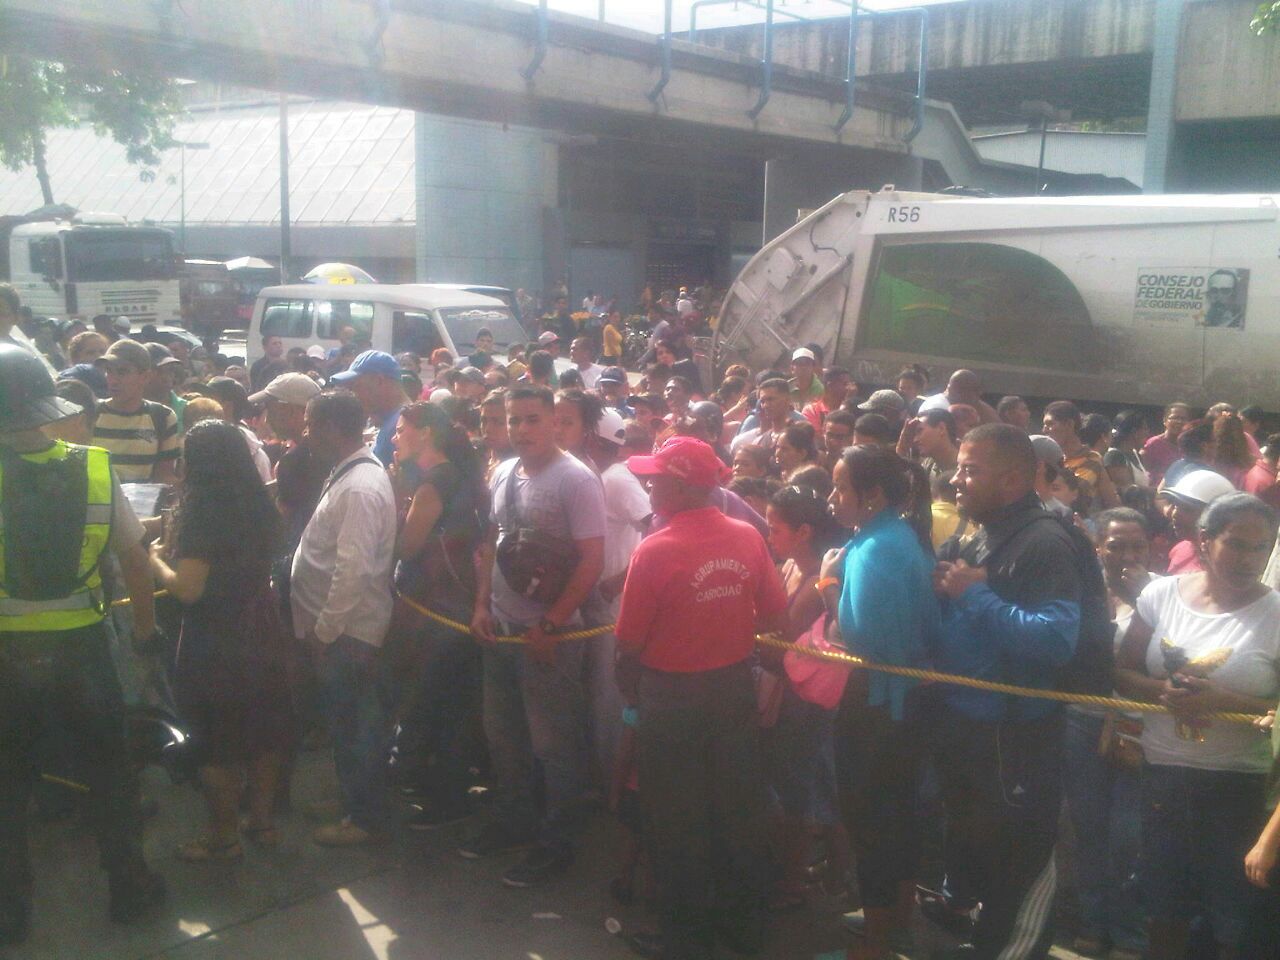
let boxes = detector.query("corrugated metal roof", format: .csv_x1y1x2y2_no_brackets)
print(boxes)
0,100,417,225
971,130,1147,188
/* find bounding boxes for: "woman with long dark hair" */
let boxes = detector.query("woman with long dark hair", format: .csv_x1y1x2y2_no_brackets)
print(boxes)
817,444,938,958
150,419,291,860
390,401,487,827
763,484,852,908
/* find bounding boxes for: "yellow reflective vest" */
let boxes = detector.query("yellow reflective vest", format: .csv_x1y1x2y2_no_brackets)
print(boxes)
0,441,113,632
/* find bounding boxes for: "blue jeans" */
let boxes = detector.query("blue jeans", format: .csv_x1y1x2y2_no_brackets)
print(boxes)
318,636,392,832
1141,762,1267,948
1063,709,1146,952
481,630,589,846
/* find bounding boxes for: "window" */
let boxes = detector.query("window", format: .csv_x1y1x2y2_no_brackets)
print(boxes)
261,299,313,338
65,230,175,282
28,238,62,279
392,311,444,359
861,242,1094,372
437,306,526,352
315,300,375,340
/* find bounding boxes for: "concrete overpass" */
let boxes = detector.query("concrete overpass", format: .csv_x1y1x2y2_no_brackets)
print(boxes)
0,0,919,159
692,0,1155,125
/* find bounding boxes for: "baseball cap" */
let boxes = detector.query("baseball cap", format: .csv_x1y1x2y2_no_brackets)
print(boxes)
627,436,728,488
595,407,626,446
144,342,182,369
200,376,250,416
455,365,486,386
597,365,627,385
58,363,110,399
249,372,322,408
110,316,131,336
537,330,560,346
96,338,152,372
791,347,816,363
1028,435,1065,468
858,389,906,414
330,349,400,383
1164,469,1236,508
306,344,327,360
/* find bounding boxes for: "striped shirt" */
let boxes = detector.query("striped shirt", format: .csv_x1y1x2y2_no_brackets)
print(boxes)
93,400,180,482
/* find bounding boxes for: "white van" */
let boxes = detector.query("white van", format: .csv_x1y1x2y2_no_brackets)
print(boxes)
245,283,529,366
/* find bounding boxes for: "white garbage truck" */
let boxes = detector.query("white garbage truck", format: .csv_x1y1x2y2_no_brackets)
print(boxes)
3,212,182,326
716,188,1280,408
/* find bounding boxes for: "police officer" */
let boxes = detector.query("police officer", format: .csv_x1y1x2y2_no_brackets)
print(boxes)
0,343,165,945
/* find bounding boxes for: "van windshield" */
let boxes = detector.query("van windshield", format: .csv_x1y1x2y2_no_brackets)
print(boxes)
66,229,176,282
437,306,526,352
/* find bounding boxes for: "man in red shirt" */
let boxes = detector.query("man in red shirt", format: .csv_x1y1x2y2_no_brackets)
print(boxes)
1142,402,1192,487
1242,433,1280,510
615,436,788,960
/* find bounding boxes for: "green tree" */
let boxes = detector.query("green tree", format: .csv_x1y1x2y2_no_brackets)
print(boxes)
0,56,181,206
1253,1,1280,35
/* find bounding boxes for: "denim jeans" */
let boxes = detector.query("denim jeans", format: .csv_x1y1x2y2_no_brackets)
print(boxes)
481,629,589,845
318,636,392,831
1141,762,1267,948
1063,709,1146,952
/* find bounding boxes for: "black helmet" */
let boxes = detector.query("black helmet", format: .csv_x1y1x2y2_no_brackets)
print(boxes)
689,400,724,442
0,343,81,432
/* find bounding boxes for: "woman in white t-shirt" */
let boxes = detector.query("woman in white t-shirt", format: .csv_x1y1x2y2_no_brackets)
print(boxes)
1116,492,1280,958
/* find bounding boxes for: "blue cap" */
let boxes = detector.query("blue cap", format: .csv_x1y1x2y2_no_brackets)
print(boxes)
58,363,109,399
329,349,400,383
597,365,627,385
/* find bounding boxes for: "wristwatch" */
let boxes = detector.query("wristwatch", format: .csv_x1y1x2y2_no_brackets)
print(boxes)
537,617,559,635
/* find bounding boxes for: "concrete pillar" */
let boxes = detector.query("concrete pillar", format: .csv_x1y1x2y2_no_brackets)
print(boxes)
1143,0,1183,193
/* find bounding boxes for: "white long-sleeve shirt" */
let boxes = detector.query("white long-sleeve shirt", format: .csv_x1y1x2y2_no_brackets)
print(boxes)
290,446,396,647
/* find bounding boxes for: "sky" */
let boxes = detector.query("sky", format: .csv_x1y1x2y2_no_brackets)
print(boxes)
511,0,954,34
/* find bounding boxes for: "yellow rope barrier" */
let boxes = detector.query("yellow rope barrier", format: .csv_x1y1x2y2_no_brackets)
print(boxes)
113,589,1265,725
395,592,1264,726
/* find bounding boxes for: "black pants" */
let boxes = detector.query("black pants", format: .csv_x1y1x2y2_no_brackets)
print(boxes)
931,705,1064,960
836,688,924,908
0,624,145,904
394,620,485,810
637,661,769,960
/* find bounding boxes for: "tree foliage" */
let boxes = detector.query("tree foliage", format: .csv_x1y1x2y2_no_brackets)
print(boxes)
0,56,181,205
1253,1,1280,35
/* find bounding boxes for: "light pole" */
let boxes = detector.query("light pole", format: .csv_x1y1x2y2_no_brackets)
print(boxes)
173,140,210,252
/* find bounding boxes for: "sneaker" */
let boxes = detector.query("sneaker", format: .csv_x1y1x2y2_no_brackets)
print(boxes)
456,822,534,860
313,818,376,847
841,909,915,954
405,803,472,832
501,842,574,887
107,868,166,923
917,886,977,938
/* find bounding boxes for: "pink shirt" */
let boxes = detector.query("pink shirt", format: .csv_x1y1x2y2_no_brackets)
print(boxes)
1143,434,1181,486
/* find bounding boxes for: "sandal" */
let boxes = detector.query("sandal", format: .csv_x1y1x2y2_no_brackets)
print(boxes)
176,836,243,862
242,824,282,848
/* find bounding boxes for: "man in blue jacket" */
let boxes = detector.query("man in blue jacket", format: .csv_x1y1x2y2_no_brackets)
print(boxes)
931,423,1082,960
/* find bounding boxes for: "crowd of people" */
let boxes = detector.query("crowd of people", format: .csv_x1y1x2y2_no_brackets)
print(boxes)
4,276,1280,960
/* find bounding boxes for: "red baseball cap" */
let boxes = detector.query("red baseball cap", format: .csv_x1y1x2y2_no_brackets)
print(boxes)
627,436,729,488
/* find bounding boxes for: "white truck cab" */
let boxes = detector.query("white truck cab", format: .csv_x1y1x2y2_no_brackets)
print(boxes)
7,214,181,325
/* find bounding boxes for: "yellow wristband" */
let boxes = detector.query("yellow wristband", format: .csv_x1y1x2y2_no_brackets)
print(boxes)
815,577,840,594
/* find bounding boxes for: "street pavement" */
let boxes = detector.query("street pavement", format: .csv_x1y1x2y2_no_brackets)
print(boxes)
11,750,1091,960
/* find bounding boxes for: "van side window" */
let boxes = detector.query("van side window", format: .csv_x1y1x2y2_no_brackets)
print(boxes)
392,311,444,358
315,300,375,340
261,298,313,338
29,238,62,279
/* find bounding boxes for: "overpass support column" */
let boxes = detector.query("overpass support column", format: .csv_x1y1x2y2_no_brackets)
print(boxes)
1144,0,1184,193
